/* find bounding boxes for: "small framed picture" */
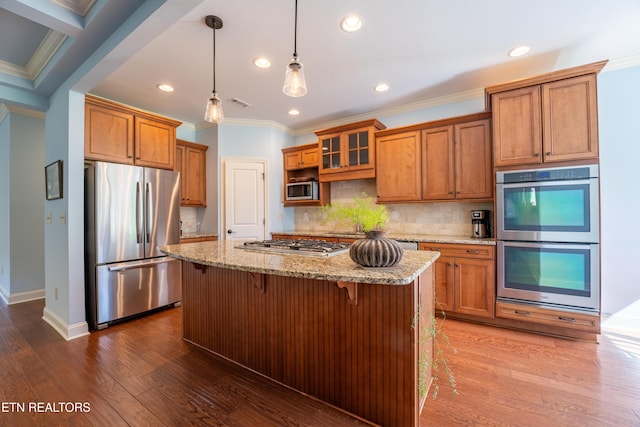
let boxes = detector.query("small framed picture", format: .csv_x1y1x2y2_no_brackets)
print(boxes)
45,160,63,200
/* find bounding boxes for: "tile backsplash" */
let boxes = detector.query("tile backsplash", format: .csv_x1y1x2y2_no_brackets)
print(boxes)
294,179,493,237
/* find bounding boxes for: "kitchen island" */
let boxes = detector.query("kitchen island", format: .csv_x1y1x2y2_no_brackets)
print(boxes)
161,240,439,426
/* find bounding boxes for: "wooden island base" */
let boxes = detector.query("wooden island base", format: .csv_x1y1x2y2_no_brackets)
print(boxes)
181,261,434,427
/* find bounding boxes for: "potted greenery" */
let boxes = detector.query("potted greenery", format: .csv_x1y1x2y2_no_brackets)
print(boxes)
322,194,403,267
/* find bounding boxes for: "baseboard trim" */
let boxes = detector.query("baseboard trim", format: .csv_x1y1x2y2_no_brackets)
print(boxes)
42,306,90,341
6,288,45,305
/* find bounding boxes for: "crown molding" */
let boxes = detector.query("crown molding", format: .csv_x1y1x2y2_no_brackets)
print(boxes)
601,54,640,73
52,0,96,16
28,30,68,81
293,88,485,136
194,117,294,135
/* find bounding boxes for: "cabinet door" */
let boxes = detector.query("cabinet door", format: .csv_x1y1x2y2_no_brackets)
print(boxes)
492,86,542,167
344,128,374,171
434,257,455,313
184,147,206,206
284,151,303,170
134,116,176,169
542,74,599,162
319,133,343,173
454,119,493,199
85,102,134,163
175,144,186,202
301,147,318,167
376,131,422,202
453,258,495,318
422,126,455,200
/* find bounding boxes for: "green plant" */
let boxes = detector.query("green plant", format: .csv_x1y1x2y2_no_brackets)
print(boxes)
322,194,389,232
413,302,459,400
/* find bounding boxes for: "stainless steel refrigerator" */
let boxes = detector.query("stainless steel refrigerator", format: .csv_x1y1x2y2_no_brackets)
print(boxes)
85,161,182,329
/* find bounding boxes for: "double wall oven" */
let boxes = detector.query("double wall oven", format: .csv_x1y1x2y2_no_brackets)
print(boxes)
496,165,599,312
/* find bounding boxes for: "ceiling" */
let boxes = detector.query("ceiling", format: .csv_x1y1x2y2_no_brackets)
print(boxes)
2,0,640,133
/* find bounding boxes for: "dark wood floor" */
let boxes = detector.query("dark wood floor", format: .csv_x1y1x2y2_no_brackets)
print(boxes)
1,299,639,427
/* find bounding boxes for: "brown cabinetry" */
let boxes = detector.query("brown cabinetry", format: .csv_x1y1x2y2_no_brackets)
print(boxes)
486,61,606,168
176,140,207,207
422,119,492,200
376,131,422,202
419,243,495,318
284,145,318,170
376,113,492,203
85,94,181,170
282,143,330,207
496,300,599,334
316,119,386,182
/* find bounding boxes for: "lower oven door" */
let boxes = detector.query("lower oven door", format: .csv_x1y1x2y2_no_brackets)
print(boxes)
497,241,599,311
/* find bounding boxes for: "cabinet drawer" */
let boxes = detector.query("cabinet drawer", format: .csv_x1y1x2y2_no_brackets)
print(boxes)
418,242,495,259
496,301,599,333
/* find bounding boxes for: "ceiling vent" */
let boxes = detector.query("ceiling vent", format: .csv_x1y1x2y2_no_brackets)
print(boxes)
229,97,252,108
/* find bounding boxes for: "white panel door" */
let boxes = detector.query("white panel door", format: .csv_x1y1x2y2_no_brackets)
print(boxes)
223,159,266,240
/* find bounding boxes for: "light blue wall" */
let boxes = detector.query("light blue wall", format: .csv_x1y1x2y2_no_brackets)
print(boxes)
218,124,295,234
598,65,640,315
0,111,45,302
0,111,10,298
9,113,45,297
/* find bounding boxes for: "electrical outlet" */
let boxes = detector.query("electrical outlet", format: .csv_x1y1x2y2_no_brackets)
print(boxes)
54,288,58,300
60,212,66,224
46,212,52,224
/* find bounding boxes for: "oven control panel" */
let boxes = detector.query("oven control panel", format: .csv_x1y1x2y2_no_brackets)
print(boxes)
497,165,598,184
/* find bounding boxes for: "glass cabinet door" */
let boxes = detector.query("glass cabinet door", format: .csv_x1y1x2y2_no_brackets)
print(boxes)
347,130,369,167
321,135,341,170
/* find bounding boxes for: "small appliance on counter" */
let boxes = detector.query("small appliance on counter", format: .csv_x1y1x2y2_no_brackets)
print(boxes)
471,209,491,239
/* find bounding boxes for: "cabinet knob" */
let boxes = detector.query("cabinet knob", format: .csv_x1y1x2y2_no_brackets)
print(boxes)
534,153,541,157
546,151,552,156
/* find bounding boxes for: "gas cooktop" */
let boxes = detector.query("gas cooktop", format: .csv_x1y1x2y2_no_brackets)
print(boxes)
238,239,350,257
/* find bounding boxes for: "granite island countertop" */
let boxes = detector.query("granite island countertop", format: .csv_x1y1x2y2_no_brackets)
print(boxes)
161,240,439,285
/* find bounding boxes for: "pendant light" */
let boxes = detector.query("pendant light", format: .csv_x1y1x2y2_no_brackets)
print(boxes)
204,15,224,123
283,0,307,97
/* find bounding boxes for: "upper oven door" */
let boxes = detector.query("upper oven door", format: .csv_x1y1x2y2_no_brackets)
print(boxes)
496,177,599,243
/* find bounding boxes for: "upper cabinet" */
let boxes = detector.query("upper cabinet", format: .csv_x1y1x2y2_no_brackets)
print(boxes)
376,113,493,203
486,60,606,168
85,94,182,170
282,143,330,207
284,144,318,170
176,140,208,207
316,119,386,182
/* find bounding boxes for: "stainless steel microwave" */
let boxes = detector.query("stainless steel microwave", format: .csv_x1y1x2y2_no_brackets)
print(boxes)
286,181,319,201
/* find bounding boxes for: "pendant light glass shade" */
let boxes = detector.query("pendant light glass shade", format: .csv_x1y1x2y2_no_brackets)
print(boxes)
204,92,224,122
283,55,307,97
283,0,307,97
204,15,224,123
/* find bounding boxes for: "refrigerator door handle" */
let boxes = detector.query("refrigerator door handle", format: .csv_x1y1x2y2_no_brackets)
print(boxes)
145,182,152,243
136,182,143,243
108,257,178,272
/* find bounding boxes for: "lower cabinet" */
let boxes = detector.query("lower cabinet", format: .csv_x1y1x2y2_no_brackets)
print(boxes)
419,243,495,318
495,300,600,333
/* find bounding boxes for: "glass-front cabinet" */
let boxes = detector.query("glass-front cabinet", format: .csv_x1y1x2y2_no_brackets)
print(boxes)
315,119,386,182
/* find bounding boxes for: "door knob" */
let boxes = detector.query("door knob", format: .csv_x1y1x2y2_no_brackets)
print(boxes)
227,229,233,234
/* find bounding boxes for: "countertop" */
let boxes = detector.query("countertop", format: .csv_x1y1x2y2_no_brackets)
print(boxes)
271,231,496,246
160,240,440,286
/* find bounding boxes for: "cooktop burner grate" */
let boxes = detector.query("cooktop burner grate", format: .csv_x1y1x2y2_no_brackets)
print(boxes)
238,239,350,256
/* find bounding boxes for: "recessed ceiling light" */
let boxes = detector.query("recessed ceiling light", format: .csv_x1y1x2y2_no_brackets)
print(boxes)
254,57,271,68
157,84,174,92
340,15,362,32
374,83,389,92
288,109,300,116
508,45,530,57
